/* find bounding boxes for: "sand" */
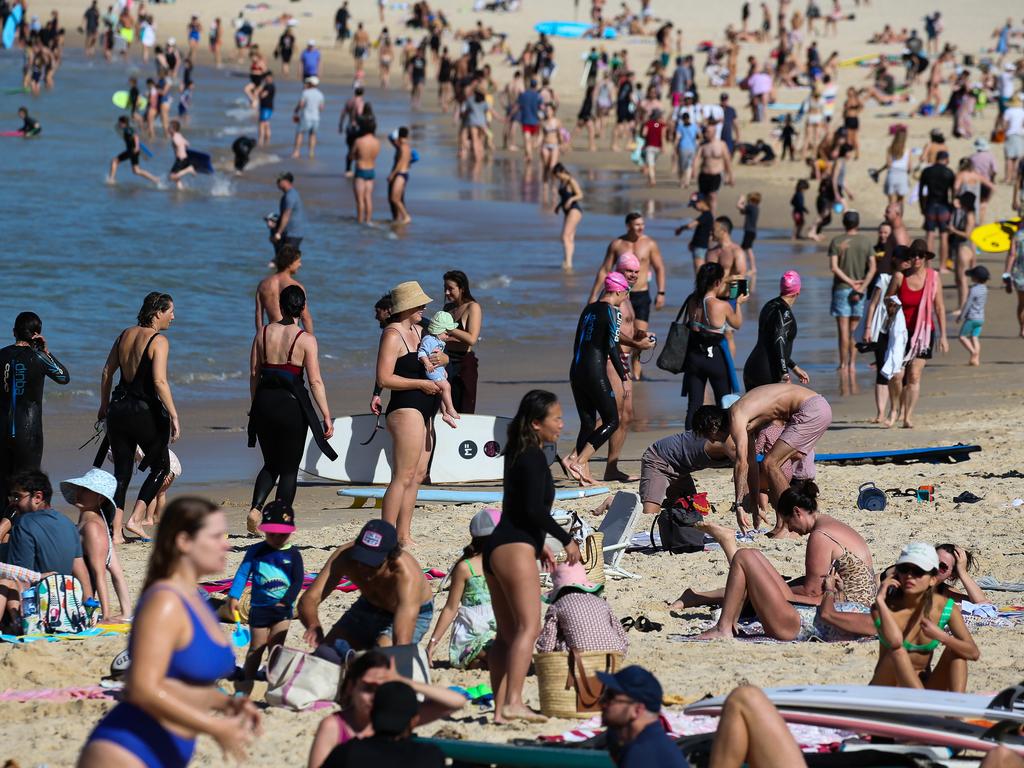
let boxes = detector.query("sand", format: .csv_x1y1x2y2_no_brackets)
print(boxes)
4,0,1024,765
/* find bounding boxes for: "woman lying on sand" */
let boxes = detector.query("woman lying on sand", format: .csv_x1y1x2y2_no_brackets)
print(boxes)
672,481,876,641
871,542,979,692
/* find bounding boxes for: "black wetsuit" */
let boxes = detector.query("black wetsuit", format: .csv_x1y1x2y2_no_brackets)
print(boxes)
232,136,257,171
742,296,799,390
384,328,439,422
482,446,572,573
682,297,731,430
101,333,171,510
247,326,337,510
0,344,69,502
570,301,625,454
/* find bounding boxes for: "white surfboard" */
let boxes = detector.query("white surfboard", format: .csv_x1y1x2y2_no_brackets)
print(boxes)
686,684,1024,725
686,704,1024,755
301,413,513,485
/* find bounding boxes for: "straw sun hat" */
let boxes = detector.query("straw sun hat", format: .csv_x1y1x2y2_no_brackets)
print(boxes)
389,281,432,314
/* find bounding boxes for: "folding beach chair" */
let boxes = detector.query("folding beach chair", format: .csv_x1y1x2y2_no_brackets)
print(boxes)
597,491,644,579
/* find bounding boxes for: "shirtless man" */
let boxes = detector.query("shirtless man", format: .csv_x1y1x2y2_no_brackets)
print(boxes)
707,216,748,356
691,384,832,535
693,123,734,215
339,86,365,176
879,201,910,274
588,212,666,380
255,244,313,332
501,71,525,150
298,520,434,654
352,112,381,224
387,126,413,224
351,23,371,82
603,253,655,481
167,120,196,190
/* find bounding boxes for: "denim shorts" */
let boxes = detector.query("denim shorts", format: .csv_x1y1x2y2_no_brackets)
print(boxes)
691,246,708,264
333,596,433,649
830,285,865,318
960,318,983,338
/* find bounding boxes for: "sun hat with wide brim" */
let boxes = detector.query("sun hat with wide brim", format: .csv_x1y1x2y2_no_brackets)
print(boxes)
389,281,433,314
60,468,117,509
545,562,603,602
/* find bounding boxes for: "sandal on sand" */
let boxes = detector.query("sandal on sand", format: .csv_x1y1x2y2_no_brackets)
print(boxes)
620,616,636,631
635,616,663,633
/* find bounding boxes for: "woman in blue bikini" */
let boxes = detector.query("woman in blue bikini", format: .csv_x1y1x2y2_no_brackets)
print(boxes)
871,542,979,693
78,498,261,768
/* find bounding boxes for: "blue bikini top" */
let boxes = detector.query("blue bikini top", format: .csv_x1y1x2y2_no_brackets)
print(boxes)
131,586,236,685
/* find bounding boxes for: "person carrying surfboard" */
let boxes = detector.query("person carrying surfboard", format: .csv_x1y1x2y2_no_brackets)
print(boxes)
108,115,160,187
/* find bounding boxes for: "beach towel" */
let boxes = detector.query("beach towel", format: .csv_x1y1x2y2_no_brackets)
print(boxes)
978,576,1024,592
904,268,937,363
881,304,908,380
200,568,447,595
540,710,854,752
0,684,115,702
856,273,891,343
0,626,128,644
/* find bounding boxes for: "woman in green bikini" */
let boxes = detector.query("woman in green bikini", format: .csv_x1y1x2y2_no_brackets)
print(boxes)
871,542,979,692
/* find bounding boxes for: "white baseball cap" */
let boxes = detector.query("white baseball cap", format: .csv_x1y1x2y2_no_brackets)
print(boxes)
895,542,939,573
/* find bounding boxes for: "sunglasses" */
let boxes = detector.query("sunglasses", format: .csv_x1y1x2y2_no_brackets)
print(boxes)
938,561,952,573
895,563,928,578
600,690,634,705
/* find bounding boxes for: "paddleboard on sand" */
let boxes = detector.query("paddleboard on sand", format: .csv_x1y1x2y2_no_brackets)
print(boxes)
534,21,616,39
687,683,1024,726
685,704,1024,755
337,486,610,506
971,218,1021,253
186,149,214,174
303,414,514,484
817,443,980,465
112,90,148,111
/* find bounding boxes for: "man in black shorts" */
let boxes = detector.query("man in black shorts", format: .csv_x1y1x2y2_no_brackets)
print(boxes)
918,150,954,269
108,115,160,186
693,124,733,215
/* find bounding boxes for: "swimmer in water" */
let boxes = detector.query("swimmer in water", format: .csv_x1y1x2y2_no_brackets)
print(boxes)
387,126,413,224
565,273,631,485
14,108,41,137
108,116,161,186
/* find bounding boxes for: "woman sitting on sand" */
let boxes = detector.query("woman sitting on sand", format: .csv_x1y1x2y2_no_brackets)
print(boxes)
306,651,466,768
936,543,988,604
871,542,979,692
675,481,876,642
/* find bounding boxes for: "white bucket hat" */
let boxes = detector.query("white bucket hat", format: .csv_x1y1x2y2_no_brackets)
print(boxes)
61,468,117,509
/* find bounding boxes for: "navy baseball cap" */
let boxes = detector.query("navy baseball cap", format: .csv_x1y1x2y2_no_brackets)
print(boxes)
597,665,663,712
351,519,398,567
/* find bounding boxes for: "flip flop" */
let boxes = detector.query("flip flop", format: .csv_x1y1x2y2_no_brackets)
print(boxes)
620,616,636,631
634,616,663,633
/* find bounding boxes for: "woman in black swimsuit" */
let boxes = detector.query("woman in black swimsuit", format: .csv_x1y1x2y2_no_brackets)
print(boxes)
247,286,335,533
552,163,583,271
97,293,179,543
442,271,483,414
482,390,580,723
376,281,441,546
0,312,70,505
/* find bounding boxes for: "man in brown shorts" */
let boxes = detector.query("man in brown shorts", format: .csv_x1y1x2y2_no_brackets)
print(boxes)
692,384,832,535
639,430,734,516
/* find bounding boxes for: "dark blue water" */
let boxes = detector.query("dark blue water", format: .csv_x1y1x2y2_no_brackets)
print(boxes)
0,49,851,418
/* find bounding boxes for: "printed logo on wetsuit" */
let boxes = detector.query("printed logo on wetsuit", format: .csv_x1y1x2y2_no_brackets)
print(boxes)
361,531,383,549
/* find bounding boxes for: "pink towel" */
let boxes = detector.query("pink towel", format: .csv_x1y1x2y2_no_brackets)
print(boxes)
904,268,937,362
0,685,113,703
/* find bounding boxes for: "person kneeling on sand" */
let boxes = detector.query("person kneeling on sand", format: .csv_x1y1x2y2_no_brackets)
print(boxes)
871,542,978,692
672,481,876,642
536,563,628,654
691,383,832,536
299,520,434,657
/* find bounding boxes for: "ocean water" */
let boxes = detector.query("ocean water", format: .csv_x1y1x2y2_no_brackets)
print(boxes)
0,49,853,420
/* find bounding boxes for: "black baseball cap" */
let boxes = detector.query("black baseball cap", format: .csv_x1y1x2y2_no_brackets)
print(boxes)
965,265,990,282
370,681,419,736
597,665,663,712
351,519,398,567
259,500,296,534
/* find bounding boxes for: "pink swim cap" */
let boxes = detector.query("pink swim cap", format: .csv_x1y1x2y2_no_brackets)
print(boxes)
780,270,802,296
605,271,630,293
616,252,641,271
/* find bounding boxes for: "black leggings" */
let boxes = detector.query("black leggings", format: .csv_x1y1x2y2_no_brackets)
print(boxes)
250,386,306,510
874,331,889,386
570,368,619,454
683,343,732,429
106,399,170,510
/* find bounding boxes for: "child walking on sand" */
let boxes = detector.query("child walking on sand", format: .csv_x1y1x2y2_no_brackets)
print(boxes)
419,311,461,428
790,179,810,239
955,265,989,366
228,500,303,689
426,507,498,670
